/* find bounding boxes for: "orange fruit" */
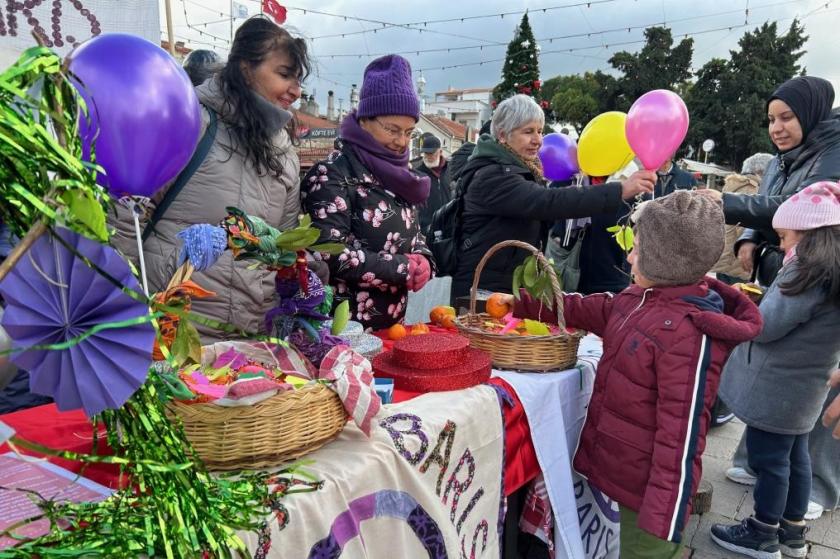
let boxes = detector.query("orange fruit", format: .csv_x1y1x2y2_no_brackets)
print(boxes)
429,305,456,325
486,293,512,319
439,314,456,329
410,323,430,335
388,323,408,340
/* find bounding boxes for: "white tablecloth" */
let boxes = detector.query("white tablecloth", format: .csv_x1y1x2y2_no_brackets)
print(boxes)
494,335,618,559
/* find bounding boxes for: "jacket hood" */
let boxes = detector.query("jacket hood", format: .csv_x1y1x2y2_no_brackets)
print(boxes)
625,278,763,343
782,117,840,173
196,76,293,150
463,133,529,173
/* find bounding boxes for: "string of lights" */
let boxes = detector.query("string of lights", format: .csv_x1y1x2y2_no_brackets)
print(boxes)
412,2,836,73
305,0,619,40
315,0,814,59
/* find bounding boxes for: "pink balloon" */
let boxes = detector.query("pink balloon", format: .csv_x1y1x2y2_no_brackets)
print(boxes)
625,90,689,170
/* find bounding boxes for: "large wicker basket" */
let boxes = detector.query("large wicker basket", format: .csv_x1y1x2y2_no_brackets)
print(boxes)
168,383,347,471
160,263,347,471
455,240,583,372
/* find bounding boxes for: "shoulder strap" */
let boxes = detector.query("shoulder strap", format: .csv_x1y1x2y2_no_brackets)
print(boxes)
142,108,218,241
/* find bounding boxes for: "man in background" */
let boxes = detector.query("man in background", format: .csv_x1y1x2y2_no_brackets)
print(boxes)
413,134,451,234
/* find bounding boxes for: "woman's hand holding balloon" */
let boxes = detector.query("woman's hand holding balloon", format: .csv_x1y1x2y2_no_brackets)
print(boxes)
620,170,656,199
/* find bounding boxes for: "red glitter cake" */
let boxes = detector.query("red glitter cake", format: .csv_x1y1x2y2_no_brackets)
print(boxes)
373,333,492,392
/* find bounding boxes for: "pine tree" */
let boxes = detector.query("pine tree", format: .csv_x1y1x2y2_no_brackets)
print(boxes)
492,13,551,120
686,20,807,167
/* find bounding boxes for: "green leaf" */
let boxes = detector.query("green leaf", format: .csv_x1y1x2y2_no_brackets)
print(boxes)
523,256,538,288
605,225,621,233
299,213,312,228
523,319,550,336
276,227,321,251
310,242,346,255
61,189,107,242
512,264,524,299
614,225,635,252
331,300,350,335
171,319,202,367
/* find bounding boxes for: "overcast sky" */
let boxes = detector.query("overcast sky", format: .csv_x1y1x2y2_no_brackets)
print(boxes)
164,0,840,109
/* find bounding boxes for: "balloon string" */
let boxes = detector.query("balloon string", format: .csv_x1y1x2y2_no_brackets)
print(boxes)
26,250,68,289
51,235,71,327
132,205,149,296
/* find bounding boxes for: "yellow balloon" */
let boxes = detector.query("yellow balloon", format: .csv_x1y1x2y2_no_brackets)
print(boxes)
578,111,636,177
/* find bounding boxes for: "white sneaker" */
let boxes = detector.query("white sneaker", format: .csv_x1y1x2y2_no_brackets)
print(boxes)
804,501,824,520
726,466,757,486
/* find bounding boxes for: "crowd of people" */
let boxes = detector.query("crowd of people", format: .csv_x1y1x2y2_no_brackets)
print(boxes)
1,14,840,559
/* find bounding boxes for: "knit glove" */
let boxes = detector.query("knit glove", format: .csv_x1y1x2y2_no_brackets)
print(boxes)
406,254,431,292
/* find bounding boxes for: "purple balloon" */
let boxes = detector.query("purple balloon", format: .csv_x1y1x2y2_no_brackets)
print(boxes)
539,133,579,181
70,34,202,198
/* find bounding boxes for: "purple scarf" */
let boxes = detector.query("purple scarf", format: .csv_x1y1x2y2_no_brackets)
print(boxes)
339,112,430,204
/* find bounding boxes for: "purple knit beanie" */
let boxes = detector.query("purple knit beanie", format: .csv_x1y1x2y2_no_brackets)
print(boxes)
357,55,420,121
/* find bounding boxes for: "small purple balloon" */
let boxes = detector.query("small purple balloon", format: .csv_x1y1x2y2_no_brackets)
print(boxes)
539,133,579,181
70,34,202,198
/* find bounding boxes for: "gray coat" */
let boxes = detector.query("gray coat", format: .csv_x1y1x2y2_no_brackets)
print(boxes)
111,78,301,341
719,262,840,435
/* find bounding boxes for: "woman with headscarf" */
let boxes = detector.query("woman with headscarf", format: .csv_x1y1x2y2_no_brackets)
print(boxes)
301,55,433,332
699,76,840,286
451,94,655,300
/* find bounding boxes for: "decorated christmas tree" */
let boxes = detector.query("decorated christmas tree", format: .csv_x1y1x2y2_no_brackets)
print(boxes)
492,13,551,119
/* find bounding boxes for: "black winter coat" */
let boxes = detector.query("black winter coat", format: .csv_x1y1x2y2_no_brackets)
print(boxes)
452,137,625,299
448,141,476,183
723,117,840,285
413,158,452,234
647,164,697,200
302,140,433,332
551,202,634,295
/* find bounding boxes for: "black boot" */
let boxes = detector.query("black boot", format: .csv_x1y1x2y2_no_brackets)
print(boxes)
711,517,781,559
778,518,808,558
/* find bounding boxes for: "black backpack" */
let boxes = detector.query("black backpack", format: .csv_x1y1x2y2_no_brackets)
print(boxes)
427,167,476,276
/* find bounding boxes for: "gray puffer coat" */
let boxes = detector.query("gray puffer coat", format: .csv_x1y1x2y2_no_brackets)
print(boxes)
719,262,840,435
111,78,301,341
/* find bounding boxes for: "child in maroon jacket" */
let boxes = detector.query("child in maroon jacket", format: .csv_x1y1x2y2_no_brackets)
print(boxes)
507,191,763,558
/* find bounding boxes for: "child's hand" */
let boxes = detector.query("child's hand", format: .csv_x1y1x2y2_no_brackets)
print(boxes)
497,294,515,308
823,369,840,439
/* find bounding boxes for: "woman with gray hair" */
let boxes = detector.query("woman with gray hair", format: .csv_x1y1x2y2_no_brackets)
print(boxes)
710,153,774,281
452,94,655,298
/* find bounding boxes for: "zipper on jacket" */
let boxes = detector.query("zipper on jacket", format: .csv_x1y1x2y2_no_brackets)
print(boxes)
618,288,653,331
747,341,753,364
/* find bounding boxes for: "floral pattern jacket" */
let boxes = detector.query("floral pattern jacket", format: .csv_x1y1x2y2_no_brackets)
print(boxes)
301,139,433,331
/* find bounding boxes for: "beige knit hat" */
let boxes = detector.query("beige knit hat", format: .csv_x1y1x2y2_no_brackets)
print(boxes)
633,191,725,286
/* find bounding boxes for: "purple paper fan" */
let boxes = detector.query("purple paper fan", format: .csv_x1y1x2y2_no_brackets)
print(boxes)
0,227,155,416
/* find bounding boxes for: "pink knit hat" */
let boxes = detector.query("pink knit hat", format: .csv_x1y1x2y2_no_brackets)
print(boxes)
773,181,840,231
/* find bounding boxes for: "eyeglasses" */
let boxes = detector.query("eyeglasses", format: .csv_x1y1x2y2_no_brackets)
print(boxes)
373,118,415,140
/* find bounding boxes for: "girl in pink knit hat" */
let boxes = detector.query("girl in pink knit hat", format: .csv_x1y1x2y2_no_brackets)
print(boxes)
712,181,840,559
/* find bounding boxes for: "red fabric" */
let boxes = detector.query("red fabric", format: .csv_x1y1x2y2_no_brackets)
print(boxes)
517,279,762,542
261,0,287,24
0,406,124,490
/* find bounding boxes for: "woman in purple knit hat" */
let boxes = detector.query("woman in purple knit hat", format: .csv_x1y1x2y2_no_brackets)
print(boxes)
301,55,433,331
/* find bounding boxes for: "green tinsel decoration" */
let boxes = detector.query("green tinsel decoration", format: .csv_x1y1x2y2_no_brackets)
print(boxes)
0,46,320,558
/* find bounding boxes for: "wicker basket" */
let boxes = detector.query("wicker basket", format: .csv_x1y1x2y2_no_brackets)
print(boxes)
168,383,346,471
455,240,583,372
160,263,347,471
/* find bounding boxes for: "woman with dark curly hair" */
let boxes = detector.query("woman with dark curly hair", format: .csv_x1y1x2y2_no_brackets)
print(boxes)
112,15,309,340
